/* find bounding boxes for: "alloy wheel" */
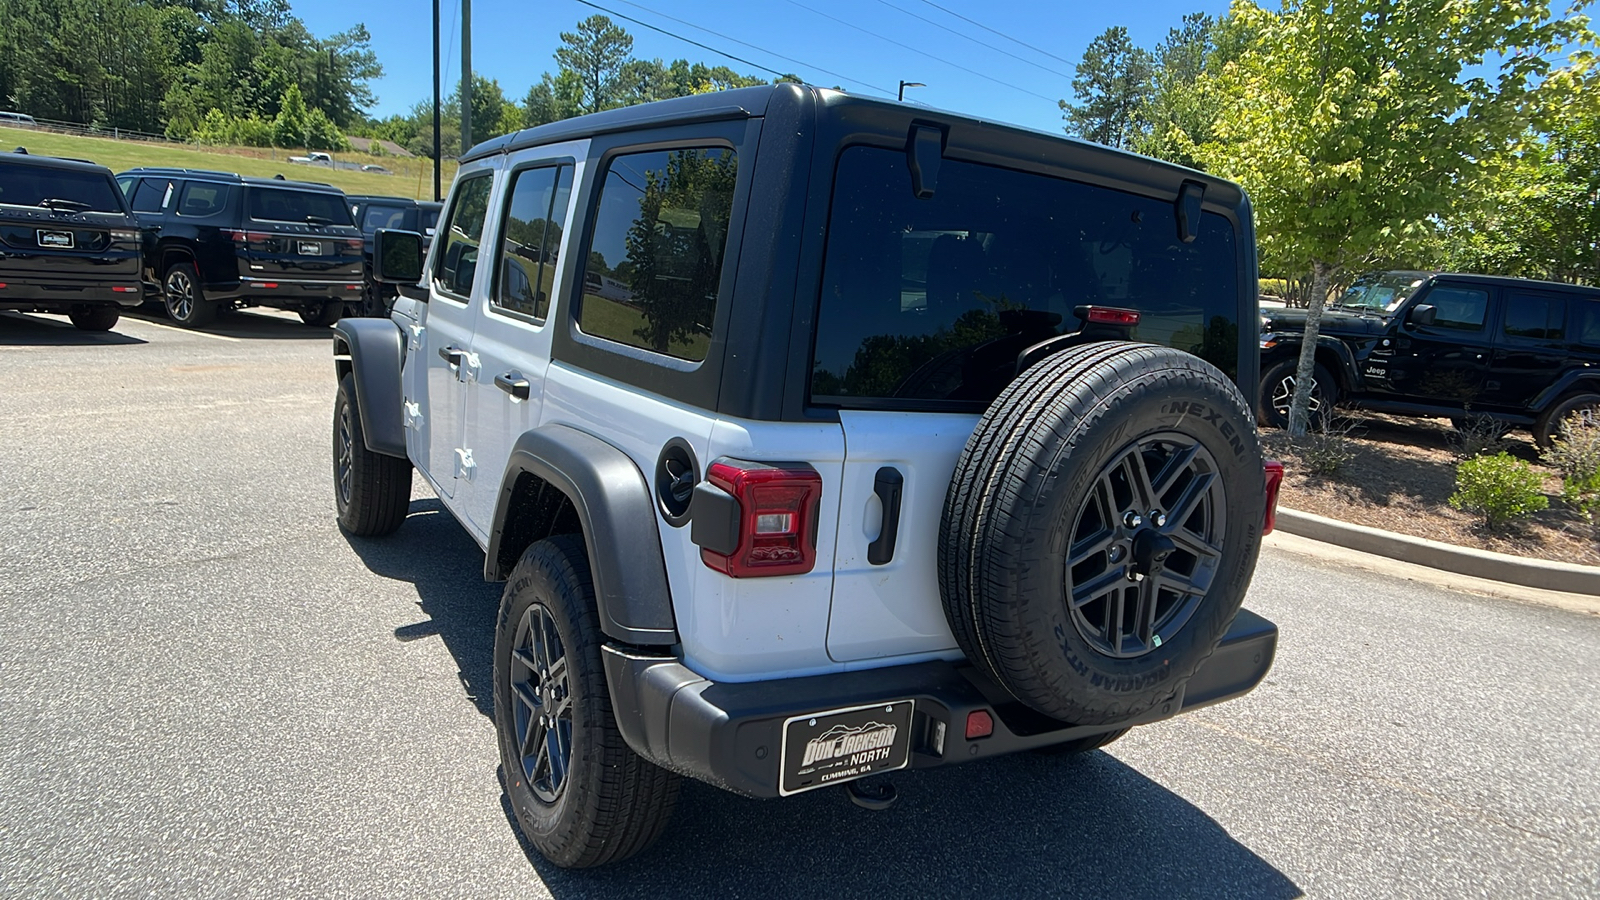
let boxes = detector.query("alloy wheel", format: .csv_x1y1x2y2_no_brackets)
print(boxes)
1064,433,1227,659
509,603,572,804
336,401,354,506
165,270,194,321
1269,372,1322,421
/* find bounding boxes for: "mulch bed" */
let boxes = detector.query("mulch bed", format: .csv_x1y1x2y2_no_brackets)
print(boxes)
1262,411,1600,567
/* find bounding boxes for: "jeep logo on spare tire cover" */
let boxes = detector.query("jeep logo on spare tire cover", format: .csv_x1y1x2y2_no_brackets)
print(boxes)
938,342,1265,725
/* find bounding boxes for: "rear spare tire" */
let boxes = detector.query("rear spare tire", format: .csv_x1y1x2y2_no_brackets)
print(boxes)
939,342,1265,725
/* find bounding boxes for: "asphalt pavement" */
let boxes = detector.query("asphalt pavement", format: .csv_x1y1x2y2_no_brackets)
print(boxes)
2,308,1597,899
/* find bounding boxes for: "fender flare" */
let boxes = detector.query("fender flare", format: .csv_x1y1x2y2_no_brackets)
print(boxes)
332,318,407,458
487,424,678,646
1530,370,1600,414
1264,336,1360,392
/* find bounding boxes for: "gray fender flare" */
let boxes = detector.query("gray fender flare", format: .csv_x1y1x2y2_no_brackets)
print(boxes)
487,424,678,646
332,318,407,458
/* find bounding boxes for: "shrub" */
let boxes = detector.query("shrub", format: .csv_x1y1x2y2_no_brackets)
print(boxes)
1542,416,1600,520
1280,416,1358,476
1448,409,1510,460
1449,452,1549,529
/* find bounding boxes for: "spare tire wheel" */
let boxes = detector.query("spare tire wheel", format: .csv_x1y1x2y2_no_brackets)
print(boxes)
938,342,1265,725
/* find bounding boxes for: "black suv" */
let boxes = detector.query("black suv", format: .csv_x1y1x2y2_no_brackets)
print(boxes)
346,194,441,316
1,150,143,331
118,168,364,328
1258,271,1600,443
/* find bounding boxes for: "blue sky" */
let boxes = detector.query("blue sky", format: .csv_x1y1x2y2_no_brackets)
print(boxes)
291,0,1235,135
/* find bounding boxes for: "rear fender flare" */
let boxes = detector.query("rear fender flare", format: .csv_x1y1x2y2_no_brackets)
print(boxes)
487,425,678,646
1531,371,1600,414
332,318,407,458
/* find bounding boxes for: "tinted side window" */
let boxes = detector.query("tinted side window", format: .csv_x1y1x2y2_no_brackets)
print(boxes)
811,147,1240,405
176,181,229,217
130,178,168,213
361,204,410,233
1503,291,1566,341
432,174,494,300
1573,301,1600,347
494,164,572,320
575,147,737,362
1426,287,1489,331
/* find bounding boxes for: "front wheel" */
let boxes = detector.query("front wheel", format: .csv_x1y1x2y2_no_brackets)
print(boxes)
68,306,119,331
495,535,681,868
300,301,344,327
333,373,412,535
1259,358,1337,430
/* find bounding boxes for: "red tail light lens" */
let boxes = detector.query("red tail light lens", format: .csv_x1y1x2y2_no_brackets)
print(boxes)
965,710,994,740
1083,306,1141,325
342,238,365,252
700,459,822,578
1262,460,1285,535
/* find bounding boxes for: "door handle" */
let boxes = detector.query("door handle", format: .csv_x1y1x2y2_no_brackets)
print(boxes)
867,466,904,566
495,370,531,401
438,346,464,366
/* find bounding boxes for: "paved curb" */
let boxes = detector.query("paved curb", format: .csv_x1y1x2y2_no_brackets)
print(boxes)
1275,507,1600,596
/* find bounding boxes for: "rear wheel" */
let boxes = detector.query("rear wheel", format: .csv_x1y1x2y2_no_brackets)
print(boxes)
1534,392,1600,447
162,261,215,328
1259,358,1337,430
67,306,119,331
300,301,344,327
939,342,1265,725
495,535,681,868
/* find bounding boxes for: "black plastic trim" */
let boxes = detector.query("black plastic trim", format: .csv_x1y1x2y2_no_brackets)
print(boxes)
688,481,739,555
331,317,407,458
867,466,903,565
601,608,1277,798
487,424,678,645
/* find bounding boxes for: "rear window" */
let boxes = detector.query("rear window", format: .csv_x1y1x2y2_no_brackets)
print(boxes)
360,204,413,233
810,147,1240,407
247,188,352,225
0,165,123,212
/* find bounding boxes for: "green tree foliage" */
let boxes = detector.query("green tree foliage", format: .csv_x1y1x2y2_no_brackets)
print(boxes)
0,0,378,139
555,14,634,116
1060,26,1153,150
270,82,307,148
1191,0,1587,435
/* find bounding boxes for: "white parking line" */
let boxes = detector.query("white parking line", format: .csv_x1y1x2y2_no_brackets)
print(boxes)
118,316,242,342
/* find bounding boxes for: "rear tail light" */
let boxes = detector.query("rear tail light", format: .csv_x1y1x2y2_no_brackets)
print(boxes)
112,286,138,293
342,238,364,252
220,229,274,248
965,710,994,740
699,459,822,578
1080,306,1141,326
1262,460,1285,535
110,230,139,242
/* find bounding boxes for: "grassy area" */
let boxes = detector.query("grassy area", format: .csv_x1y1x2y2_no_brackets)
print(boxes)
1,125,457,200
579,294,710,360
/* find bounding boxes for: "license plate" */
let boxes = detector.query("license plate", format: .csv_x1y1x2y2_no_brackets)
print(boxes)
779,700,914,796
297,240,324,256
38,230,73,249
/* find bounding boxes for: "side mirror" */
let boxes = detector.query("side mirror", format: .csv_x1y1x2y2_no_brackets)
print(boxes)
1407,303,1437,327
373,228,424,285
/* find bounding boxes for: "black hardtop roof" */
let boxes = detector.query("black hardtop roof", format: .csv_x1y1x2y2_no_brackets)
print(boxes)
1429,272,1600,296
2,151,115,176
119,166,348,194
458,83,1241,198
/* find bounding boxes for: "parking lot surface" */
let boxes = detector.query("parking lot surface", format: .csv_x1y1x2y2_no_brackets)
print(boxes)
3,309,1598,899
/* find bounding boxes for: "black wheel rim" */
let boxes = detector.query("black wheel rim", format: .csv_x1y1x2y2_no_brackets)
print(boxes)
336,401,354,506
165,270,194,321
1064,432,1227,659
509,603,572,804
1269,372,1322,422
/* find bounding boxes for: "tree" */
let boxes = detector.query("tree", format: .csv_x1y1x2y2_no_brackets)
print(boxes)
623,149,738,354
1134,13,1226,167
554,14,633,115
1060,26,1153,150
1194,0,1588,436
271,82,307,148
524,70,584,127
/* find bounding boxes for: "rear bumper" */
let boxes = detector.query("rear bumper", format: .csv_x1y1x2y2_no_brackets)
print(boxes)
0,276,144,310
207,276,365,303
603,608,1277,798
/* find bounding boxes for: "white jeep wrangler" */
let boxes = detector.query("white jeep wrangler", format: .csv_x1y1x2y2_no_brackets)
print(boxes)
331,84,1284,868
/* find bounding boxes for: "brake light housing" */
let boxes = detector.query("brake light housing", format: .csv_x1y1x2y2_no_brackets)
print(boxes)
1079,305,1141,326
696,458,822,578
1262,460,1285,535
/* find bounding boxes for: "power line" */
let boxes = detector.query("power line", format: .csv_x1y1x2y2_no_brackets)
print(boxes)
870,0,1073,81
782,0,1059,104
605,0,898,98
571,0,793,83
911,0,1079,68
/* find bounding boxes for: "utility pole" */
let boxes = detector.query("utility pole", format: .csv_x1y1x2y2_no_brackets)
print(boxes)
460,0,472,155
432,0,441,201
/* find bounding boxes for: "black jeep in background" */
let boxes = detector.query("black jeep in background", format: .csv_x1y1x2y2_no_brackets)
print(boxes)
117,167,365,328
345,194,441,316
1258,271,1600,444
1,150,144,331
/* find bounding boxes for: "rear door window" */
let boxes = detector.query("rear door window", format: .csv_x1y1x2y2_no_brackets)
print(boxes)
574,147,738,362
1502,291,1566,341
176,182,230,218
810,146,1240,406
360,204,411,233
247,188,353,225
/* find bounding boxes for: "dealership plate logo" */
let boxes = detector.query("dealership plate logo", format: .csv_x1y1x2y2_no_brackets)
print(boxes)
779,700,914,796
298,240,324,256
38,230,74,249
